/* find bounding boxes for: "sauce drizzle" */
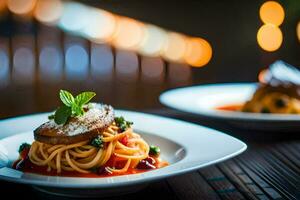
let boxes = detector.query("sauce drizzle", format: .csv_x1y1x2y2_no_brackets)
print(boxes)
216,104,243,111
13,155,168,178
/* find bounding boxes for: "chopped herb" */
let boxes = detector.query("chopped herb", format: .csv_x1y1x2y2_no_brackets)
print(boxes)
18,143,31,153
114,116,133,131
149,145,160,156
90,136,103,148
48,114,55,120
50,90,96,125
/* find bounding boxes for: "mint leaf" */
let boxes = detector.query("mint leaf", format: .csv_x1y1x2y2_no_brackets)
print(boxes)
54,105,72,125
59,90,75,107
75,92,96,107
48,114,55,120
72,104,84,116
53,90,97,125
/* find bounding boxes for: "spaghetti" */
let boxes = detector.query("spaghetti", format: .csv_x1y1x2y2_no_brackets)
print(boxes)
25,124,153,175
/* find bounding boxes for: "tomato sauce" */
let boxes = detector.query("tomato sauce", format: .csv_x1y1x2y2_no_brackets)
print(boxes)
216,104,243,111
13,154,168,178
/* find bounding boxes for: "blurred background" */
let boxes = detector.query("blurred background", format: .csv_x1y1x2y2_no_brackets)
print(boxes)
0,0,299,118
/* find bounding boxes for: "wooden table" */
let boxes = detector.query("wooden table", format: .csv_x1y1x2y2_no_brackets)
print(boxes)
1,109,299,200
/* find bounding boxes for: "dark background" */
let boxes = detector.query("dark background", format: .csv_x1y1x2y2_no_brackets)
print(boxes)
0,0,300,118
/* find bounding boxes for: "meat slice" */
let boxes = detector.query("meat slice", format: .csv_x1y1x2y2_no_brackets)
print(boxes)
34,104,114,145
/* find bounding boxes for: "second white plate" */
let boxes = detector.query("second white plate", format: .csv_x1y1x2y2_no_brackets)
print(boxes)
160,83,300,131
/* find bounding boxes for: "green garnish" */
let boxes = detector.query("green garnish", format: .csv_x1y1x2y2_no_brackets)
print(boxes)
49,90,96,125
90,136,103,148
149,145,160,156
54,105,72,125
18,143,31,153
48,114,55,120
114,116,133,131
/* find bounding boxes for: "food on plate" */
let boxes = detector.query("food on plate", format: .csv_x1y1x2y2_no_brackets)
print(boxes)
218,61,300,114
242,61,300,114
13,90,168,177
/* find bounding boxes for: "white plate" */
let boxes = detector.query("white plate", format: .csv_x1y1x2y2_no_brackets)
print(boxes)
0,110,246,197
160,83,300,131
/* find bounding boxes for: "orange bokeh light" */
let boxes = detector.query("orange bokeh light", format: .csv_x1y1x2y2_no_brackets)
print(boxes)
34,0,62,24
7,0,36,15
258,69,268,83
0,0,6,12
113,17,145,50
139,25,167,56
259,1,284,26
82,9,116,43
6,0,213,67
162,33,187,62
297,21,300,43
184,38,212,67
257,24,283,52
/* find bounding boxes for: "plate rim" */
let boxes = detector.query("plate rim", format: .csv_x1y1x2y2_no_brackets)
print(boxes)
159,82,300,121
0,110,247,188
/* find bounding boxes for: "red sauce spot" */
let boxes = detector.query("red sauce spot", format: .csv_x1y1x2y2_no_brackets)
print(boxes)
137,157,156,169
13,155,168,178
216,104,242,111
119,135,128,146
20,148,30,159
97,166,113,175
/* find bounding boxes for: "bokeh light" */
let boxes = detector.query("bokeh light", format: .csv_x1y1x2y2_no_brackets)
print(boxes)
258,69,268,83
6,0,212,67
257,24,283,52
0,0,6,13
168,63,191,84
113,17,145,50
39,46,63,82
139,25,167,56
297,21,300,43
65,44,89,80
34,0,62,25
0,49,10,88
13,47,35,84
81,9,116,43
7,0,36,15
162,33,187,62
90,43,114,81
259,1,284,26
141,57,164,83
184,38,212,67
115,50,139,82
58,2,89,32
